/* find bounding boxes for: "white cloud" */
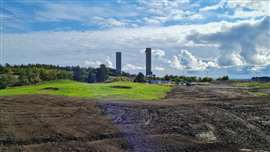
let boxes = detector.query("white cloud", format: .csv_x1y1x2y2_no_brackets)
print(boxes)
123,64,144,70
154,66,165,71
169,55,184,70
169,50,219,71
84,56,113,68
84,60,102,68
200,0,226,12
152,49,165,58
105,56,113,68
200,0,269,19
137,0,200,23
92,17,127,28
227,0,270,16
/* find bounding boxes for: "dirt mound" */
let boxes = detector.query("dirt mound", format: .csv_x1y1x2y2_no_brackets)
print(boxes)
111,85,132,89
41,87,60,91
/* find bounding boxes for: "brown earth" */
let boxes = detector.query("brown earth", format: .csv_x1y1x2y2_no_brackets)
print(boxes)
0,84,270,152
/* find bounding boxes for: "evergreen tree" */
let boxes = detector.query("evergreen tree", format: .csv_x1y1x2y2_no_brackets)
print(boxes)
87,72,96,83
96,64,108,82
134,72,145,83
73,66,81,81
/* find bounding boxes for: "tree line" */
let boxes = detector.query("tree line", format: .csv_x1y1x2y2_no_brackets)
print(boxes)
134,73,229,83
0,64,132,89
0,63,230,89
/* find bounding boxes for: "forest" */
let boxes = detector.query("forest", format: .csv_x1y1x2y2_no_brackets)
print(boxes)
0,64,132,89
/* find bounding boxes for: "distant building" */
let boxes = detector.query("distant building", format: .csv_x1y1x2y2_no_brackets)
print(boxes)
252,76,270,82
149,80,172,84
145,48,152,76
116,52,121,74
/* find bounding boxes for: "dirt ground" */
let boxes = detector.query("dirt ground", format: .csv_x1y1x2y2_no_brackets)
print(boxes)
0,83,270,152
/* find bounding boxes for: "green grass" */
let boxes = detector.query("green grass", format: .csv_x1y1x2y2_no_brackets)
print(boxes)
236,82,270,89
0,80,172,100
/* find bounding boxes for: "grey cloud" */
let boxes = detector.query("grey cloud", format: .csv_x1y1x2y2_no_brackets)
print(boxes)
187,16,270,66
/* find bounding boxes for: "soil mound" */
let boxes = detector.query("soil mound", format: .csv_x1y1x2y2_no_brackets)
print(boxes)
111,85,132,89
41,87,60,91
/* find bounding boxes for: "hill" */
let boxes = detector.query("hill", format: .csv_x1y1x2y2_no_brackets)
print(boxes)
0,80,171,100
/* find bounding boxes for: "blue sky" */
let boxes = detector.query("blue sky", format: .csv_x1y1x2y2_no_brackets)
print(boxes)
1,0,270,78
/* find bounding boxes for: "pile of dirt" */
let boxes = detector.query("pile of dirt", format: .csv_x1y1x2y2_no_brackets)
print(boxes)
111,86,132,89
41,87,60,91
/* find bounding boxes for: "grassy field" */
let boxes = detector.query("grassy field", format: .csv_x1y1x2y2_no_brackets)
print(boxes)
0,80,172,100
236,82,270,89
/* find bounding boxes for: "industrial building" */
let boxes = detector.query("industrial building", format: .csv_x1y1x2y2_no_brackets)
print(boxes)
145,48,152,76
116,52,122,74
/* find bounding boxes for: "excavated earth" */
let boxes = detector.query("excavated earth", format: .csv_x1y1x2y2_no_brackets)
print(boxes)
0,84,270,152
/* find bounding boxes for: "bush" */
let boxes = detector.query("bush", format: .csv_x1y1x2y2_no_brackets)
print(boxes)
201,77,213,82
0,74,17,89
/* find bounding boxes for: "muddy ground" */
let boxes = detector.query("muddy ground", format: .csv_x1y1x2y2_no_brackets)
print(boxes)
0,84,270,152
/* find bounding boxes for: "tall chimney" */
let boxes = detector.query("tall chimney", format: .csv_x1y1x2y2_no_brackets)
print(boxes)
145,48,152,76
116,52,121,74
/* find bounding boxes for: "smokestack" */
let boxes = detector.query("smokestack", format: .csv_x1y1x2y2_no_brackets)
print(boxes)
116,52,121,74
145,48,152,76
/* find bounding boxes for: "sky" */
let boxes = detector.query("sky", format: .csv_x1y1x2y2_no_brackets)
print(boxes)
0,0,270,78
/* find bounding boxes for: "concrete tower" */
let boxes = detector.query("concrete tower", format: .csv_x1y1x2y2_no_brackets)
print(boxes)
116,52,121,74
145,48,152,76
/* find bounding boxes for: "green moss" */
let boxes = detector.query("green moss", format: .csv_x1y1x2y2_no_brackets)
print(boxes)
252,92,268,97
236,82,270,89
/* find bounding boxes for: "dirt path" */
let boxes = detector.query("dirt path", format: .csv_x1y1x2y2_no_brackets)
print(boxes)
100,103,158,152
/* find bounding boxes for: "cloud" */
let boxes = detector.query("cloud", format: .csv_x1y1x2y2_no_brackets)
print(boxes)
84,60,102,68
187,17,270,67
136,0,202,24
227,0,269,18
92,17,127,28
84,56,113,68
169,55,184,70
169,50,219,71
123,64,144,70
105,56,113,68
152,49,165,58
200,0,226,12
154,66,165,71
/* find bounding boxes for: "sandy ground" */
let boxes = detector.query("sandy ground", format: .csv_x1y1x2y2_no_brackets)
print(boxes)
0,83,270,152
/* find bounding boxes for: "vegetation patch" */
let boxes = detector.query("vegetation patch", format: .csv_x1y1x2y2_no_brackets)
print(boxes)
236,82,270,89
0,80,171,100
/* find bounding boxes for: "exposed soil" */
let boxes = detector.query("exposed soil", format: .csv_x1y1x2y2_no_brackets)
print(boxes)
110,86,132,89
41,87,60,91
0,83,269,152
0,95,128,152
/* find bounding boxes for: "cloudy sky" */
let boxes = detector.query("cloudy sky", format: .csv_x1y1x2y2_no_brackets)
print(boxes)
1,0,270,78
